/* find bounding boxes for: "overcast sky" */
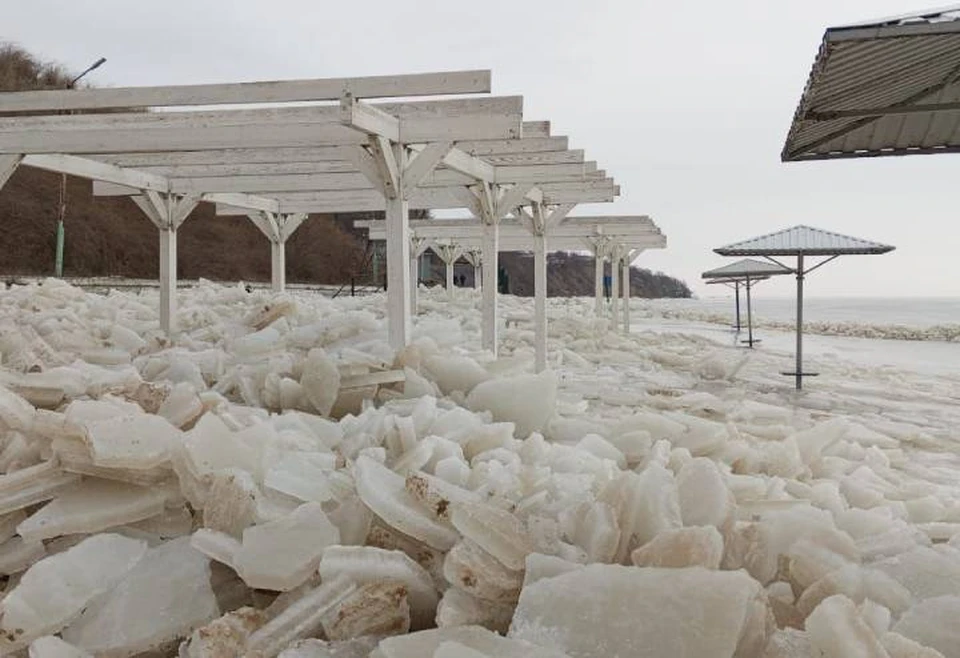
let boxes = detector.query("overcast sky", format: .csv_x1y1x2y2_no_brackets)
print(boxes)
4,0,957,298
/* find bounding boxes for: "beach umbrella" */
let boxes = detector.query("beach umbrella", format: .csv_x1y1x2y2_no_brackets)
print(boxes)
715,226,894,389
702,258,792,347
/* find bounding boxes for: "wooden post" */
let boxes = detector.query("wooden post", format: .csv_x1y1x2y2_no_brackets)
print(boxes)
533,232,548,372
0,155,21,192
385,142,411,350
610,251,620,329
409,252,419,314
159,227,177,335
270,241,285,292
481,220,499,354
445,260,455,298
621,256,631,334
594,246,604,315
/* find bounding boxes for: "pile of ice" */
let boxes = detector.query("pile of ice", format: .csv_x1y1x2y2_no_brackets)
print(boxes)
0,279,956,657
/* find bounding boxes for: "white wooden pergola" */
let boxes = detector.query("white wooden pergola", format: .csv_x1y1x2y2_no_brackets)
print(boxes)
359,217,666,371
0,69,624,353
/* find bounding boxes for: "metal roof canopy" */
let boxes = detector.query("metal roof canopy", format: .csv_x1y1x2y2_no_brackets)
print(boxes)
715,226,894,388
702,259,793,347
782,5,960,161
361,216,667,349
0,69,625,363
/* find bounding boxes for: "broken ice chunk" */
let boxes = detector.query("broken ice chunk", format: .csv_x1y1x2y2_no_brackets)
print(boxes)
443,540,523,603
17,479,167,542
0,536,46,575
278,637,382,658
373,625,570,658
300,349,341,417
433,642,487,658
677,458,734,529
0,384,36,432
405,471,480,521
202,469,260,538
450,501,533,571
631,526,723,569
0,534,147,647
264,452,335,504
570,502,620,563
62,537,219,655
354,456,459,551
182,607,267,658
27,636,91,658
319,545,438,631
83,413,180,470
465,371,556,439
805,594,889,658
508,565,771,658
436,587,515,634
892,596,960,658
0,461,80,516
246,575,357,658
235,502,340,591
320,581,410,641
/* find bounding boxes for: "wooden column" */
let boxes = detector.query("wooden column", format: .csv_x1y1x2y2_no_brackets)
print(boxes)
533,232,548,373
481,220,499,354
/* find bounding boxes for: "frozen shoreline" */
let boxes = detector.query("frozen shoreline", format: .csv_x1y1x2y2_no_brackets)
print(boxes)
0,282,959,656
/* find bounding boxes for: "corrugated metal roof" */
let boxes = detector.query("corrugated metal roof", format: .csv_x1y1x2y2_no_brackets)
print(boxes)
701,258,793,279
782,6,960,161
714,225,895,256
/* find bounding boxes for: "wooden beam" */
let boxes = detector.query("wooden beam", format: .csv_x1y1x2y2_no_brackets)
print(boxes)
0,70,492,112
441,147,495,182
492,163,585,184
95,144,582,169
403,141,453,196
172,195,200,229
0,154,22,190
368,136,400,198
456,136,568,155
207,183,617,214
22,153,170,191
135,161,360,177
96,147,352,167
345,145,386,191
0,97,524,154
247,212,281,242
340,94,400,141
522,121,550,138
201,192,279,214
496,183,535,217
482,150,583,165
278,213,308,242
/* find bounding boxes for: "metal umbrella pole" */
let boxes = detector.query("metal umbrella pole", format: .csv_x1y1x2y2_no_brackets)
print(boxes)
794,254,804,389
733,280,742,331
744,275,756,347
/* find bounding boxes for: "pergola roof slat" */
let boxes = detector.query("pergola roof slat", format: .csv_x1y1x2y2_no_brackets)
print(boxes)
0,69,493,113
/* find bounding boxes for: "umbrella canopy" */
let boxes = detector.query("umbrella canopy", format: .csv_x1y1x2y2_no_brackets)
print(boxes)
715,226,894,257
782,5,960,161
701,258,794,279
